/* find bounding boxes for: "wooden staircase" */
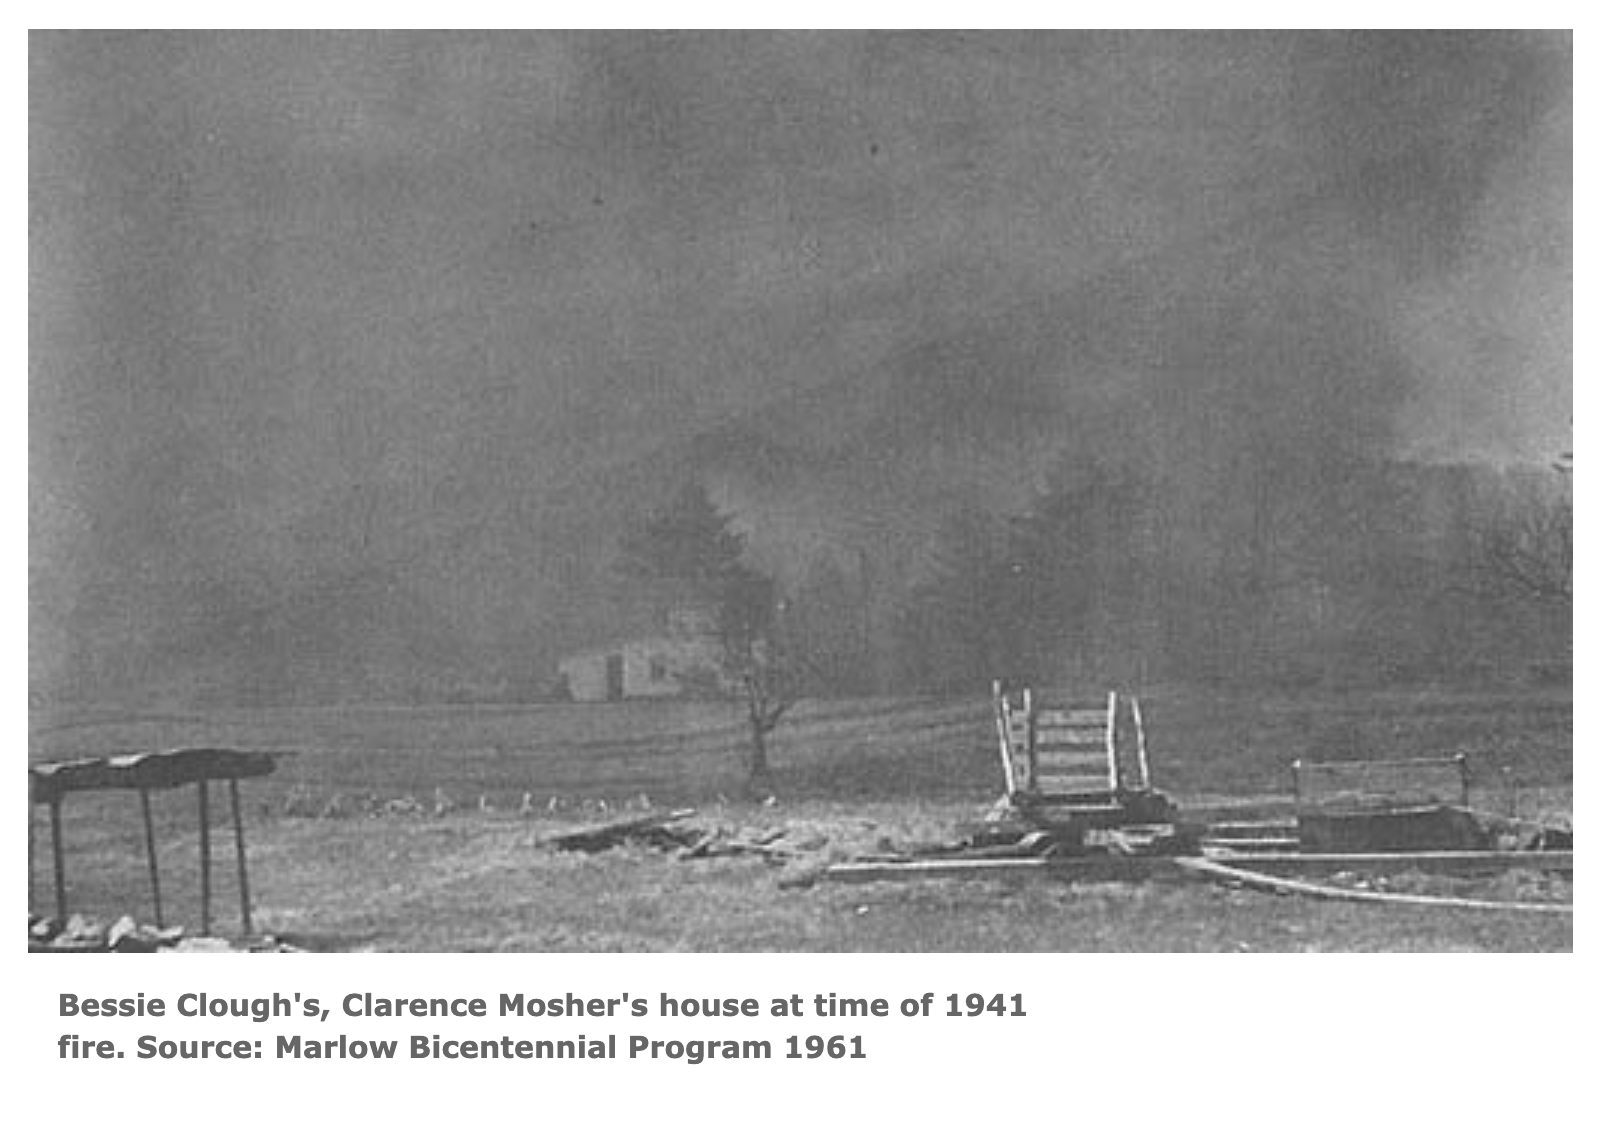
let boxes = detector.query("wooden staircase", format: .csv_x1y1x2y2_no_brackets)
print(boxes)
993,683,1170,826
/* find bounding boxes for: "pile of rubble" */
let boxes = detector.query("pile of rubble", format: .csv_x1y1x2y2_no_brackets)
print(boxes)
536,807,1084,888
539,808,952,886
28,913,303,953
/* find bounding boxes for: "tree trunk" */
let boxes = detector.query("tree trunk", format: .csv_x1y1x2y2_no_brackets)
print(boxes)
745,709,772,796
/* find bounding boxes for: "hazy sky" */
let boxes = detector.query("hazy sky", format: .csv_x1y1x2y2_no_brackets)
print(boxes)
29,31,1571,693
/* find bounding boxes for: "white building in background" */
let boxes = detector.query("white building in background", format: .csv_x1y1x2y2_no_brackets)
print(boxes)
556,601,741,702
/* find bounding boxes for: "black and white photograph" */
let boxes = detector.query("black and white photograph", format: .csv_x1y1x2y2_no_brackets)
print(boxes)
29,29,1572,954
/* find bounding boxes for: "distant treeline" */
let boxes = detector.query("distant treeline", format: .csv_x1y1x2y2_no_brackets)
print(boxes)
783,456,1570,697
35,455,1569,708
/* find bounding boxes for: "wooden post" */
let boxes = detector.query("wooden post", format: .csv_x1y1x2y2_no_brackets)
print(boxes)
993,682,1017,796
1131,696,1151,791
49,798,67,926
197,779,211,936
1291,760,1303,812
27,776,35,919
1106,691,1119,794
1457,753,1471,809
228,778,252,936
1022,687,1035,794
140,787,164,928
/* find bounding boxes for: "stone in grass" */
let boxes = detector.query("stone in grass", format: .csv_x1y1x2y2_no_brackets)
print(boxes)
30,915,59,943
107,914,139,950
53,913,108,950
108,915,170,953
171,936,239,953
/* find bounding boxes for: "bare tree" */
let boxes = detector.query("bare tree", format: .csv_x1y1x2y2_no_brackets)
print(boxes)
617,484,793,794
715,564,794,794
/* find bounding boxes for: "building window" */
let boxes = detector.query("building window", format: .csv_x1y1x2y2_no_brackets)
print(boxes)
649,657,669,682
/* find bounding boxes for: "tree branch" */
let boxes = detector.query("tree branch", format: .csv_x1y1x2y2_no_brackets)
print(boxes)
759,700,790,733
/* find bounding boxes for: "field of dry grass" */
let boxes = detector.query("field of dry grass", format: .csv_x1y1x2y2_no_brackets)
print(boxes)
28,687,1573,951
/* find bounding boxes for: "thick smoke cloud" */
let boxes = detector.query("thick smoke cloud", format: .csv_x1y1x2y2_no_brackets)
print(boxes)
30,31,1570,701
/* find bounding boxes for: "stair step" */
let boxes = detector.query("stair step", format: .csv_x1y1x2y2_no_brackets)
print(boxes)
1203,837,1301,851
1206,824,1298,839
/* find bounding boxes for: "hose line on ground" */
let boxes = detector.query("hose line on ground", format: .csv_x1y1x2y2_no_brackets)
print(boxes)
1175,856,1573,915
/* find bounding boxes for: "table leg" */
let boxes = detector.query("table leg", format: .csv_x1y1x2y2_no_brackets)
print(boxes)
140,787,164,928
197,779,211,937
228,778,252,936
49,798,66,926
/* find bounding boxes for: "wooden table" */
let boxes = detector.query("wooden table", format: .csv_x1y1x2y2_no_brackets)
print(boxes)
29,749,280,936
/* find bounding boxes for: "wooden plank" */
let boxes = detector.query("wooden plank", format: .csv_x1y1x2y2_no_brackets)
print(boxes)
1179,797,1298,823
1036,774,1112,786
996,716,1021,797
1035,749,1111,762
1296,756,1470,773
541,809,698,851
1205,820,1299,837
822,850,1572,885
1036,778,1116,795
1036,710,1109,727
1292,756,1468,811
1036,780,1113,796
30,749,282,801
1035,727,1105,746
1106,692,1119,793
1037,742,1102,752
1202,837,1301,851
822,857,1187,884
1034,757,1113,774
1130,697,1151,790
1036,739,1103,755
1035,746,1107,761
1035,746,1110,761
1032,795,1120,808
996,690,1032,794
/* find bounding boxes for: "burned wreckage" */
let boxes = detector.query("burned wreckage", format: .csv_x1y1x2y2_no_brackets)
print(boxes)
818,683,1571,912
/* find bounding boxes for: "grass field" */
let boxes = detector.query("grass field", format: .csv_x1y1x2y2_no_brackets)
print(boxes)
28,687,1573,951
